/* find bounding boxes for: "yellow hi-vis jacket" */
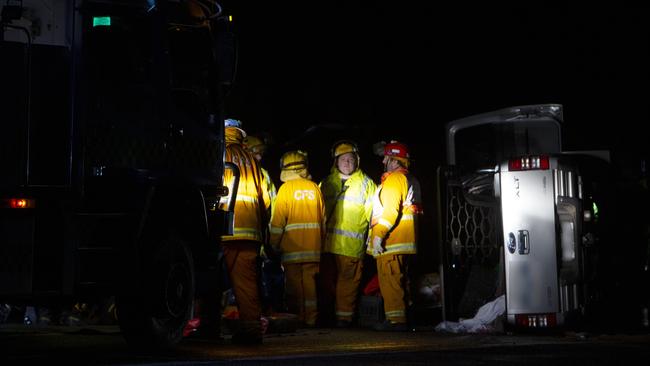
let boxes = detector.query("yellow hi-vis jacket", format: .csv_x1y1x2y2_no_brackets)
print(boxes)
220,128,271,242
319,167,376,258
261,167,277,205
269,178,326,264
367,168,421,257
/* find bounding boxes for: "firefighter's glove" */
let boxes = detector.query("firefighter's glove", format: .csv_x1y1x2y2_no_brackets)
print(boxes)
372,236,384,256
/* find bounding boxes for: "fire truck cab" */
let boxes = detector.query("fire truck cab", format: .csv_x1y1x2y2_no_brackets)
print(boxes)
1,0,237,348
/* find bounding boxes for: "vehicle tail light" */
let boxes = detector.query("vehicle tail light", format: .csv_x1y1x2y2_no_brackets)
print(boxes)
1,198,36,209
508,155,550,171
515,313,557,328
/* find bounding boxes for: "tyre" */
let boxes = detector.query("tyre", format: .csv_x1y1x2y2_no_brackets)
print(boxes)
117,235,195,349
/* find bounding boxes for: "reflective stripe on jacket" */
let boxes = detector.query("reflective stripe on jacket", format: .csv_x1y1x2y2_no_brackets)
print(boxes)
220,128,271,242
367,169,420,257
270,178,325,264
261,167,277,204
319,168,376,258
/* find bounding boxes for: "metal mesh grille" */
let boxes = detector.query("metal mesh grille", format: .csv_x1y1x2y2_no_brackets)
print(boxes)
447,184,501,265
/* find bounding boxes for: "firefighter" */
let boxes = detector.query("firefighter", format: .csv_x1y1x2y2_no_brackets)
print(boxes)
367,141,422,331
318,140,377,328
219,118,271,344
244,134,284,314
269,150,326,327
244,135,277,206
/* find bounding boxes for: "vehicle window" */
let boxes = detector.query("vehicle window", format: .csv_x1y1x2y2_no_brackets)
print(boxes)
83,13,161,132
82,13,167,168
167,26,214,128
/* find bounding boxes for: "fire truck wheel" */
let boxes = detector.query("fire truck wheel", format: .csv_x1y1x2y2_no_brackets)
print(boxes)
117,236,195,349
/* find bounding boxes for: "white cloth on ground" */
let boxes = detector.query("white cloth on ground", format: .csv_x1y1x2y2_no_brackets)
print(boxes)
435,295,505,333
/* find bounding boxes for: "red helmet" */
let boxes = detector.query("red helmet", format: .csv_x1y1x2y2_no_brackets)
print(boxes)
383,141,409,159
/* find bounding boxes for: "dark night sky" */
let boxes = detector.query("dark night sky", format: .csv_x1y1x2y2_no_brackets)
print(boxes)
219,2,648,182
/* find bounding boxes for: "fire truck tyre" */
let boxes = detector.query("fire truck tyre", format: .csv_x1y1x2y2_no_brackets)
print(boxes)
117,236,195,349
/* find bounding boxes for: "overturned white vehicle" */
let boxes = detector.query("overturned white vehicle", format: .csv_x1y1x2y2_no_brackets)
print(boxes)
437,104,613,330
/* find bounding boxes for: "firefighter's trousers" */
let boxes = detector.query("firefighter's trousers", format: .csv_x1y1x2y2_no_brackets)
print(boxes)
222,240,262,337
284,262,319,326
321,253,363,322
376,254,411,324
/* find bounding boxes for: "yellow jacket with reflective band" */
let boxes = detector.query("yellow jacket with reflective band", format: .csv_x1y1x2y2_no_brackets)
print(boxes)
220,128,271,242
269,178,325,264
367,169,418,257
261,167,277,205
319,167,376,258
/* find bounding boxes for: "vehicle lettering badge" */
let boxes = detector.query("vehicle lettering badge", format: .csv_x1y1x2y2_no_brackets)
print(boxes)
514,177,520,198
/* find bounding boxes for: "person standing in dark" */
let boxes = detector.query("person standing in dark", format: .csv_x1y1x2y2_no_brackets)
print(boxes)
244,135,284,314
219,118,271,344
269,150,326,328
319,141,376,327
367,141,422,331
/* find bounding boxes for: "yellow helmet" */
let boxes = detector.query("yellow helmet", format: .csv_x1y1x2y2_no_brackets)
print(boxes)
331,140,359,159
244,135,265,154
280,150,308,171
280,150,310,182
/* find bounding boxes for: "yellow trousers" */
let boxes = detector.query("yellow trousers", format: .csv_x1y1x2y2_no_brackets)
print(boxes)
284,262,319,326
376,254,410,324
222,240,262,336
320,253,363,322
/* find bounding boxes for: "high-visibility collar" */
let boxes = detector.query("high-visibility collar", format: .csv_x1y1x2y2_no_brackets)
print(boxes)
381,167,408,183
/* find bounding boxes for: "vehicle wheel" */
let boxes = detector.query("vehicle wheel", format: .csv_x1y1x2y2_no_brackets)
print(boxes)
117,236,195,349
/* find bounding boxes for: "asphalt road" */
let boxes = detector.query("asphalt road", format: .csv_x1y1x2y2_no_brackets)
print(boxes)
1,324,649,365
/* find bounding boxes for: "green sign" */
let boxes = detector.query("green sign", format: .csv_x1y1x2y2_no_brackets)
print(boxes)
93,16,111,27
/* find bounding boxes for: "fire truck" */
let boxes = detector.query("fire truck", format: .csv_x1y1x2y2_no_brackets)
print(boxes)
1,0,238,348
437,104,615,330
